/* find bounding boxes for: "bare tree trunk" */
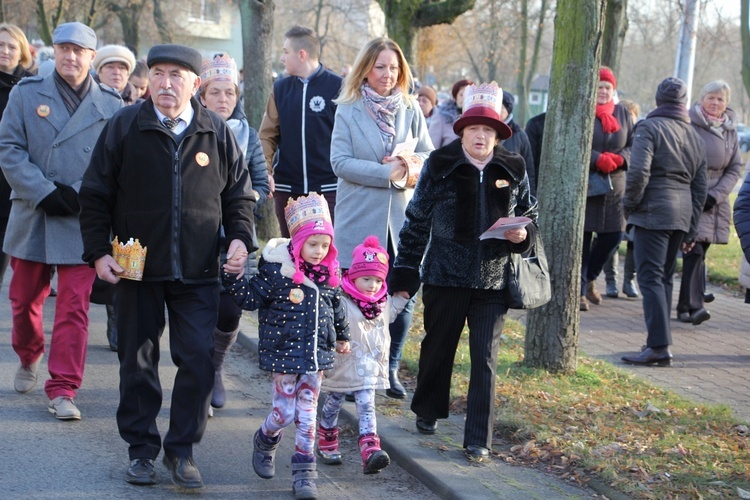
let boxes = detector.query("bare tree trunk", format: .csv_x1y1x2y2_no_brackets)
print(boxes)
152,0,172,44
524,0,605,373
522,0,550,124
239,0,279,241
85,0,99,26
515,0,529,125
601,0,628,74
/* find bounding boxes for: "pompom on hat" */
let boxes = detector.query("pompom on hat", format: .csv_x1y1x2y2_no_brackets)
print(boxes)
347,236,389,282
453,82,513,140
93,45,136,75
284,193,339,286
201,53,239,88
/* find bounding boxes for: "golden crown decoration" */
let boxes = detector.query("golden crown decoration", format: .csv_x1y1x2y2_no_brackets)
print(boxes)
284,193,332,237
200,53,238,86
463,81,503,113
112,236,147,281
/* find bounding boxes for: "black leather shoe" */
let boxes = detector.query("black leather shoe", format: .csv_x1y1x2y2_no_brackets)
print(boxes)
125,458,156,485
704,293,715,303
690,308,710,326
677,312,691,323
416,417,437,434
465,445,490,462
622,347,672,367
162,455,204,489
386,368,406,399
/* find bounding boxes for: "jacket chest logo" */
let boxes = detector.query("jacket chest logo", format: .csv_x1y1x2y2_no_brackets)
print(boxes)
309,96,326,113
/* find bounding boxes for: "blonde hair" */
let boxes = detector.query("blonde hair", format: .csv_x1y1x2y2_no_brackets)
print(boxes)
335,37,414,106
0,23,32,69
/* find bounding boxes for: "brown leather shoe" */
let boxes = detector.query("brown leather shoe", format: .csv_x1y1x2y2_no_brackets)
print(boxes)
580,295,589,311
585,281,602,305
622,347,672,367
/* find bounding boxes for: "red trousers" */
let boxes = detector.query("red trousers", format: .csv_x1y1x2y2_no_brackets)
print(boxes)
9,258,95,399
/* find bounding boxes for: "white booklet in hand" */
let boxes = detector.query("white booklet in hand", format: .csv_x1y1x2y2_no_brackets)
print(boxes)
479,216,532,240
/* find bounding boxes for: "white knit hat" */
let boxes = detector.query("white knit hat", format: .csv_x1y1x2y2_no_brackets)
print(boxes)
92,45,136,75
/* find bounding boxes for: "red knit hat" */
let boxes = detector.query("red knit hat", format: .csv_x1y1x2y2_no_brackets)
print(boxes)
348,235,389,281
599,67,617,89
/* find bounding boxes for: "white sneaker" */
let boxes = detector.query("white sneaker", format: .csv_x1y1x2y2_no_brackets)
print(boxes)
48,396,81,420
14,354,43,393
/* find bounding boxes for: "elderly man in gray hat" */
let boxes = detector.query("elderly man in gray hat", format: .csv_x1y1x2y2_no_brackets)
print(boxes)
0,22,122,420
79,44,255,489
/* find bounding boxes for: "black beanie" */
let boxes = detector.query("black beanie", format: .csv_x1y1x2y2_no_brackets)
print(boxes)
655,77,688,106
502,90,514,115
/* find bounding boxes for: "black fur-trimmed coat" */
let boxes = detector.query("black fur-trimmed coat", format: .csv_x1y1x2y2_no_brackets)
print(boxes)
391,139,538,295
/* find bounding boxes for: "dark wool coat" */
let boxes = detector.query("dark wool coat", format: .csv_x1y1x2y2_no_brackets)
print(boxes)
734,173,750,264
80,97,255,282
391,139,538,296
624,112,707,241
0,65,33,234
223,238,349,374
585,103,634,233
502,119,536,195
689,104,743,244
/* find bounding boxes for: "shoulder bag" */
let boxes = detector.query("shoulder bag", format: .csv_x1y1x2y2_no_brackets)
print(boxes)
587,171,613,197
505,233,552,309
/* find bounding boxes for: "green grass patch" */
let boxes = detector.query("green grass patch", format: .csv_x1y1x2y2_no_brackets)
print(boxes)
402,298,750,498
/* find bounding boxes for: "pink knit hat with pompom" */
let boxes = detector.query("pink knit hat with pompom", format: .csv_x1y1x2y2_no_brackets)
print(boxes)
285,193,340,286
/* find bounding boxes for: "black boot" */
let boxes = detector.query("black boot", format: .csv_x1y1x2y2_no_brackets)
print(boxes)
386,367,406,399
211,327,239,408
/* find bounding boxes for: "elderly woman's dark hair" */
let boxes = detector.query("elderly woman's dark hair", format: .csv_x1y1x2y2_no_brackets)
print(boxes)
451,79,473,101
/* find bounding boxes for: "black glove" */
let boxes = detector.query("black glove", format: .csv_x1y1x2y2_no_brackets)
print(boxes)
703,195,717,212
38,188,74,216
54,181,80,213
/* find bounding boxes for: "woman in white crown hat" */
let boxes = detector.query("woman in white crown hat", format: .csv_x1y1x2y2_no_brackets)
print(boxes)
390,81,538,462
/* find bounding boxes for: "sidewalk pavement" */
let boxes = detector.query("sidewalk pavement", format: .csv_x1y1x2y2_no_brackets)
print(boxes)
237,271,750,499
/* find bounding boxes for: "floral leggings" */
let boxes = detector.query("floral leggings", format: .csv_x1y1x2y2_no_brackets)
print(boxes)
262,372,322,455
319,389,377,436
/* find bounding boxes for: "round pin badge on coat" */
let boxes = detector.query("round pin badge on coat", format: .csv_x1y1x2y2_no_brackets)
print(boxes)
195,152,210,167
289,288,305,304
37,105,50,117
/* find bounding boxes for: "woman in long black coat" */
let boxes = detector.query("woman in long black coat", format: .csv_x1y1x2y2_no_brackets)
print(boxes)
0,23,34,290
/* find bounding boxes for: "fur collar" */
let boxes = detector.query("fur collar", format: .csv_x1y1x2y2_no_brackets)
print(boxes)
428,139,526,181
262,238,319,289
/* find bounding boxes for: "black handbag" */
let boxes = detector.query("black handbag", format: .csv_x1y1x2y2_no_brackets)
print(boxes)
504,235,552,309
587,171,613,197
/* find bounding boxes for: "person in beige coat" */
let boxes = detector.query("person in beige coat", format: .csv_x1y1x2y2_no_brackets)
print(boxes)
677,80,742,325
318,236,407,475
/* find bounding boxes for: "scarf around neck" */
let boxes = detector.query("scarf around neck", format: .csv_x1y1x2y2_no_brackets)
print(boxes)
647,103,690,123
596,100,621,134
699,104,726,129
361,82,401,152
341,273,388,320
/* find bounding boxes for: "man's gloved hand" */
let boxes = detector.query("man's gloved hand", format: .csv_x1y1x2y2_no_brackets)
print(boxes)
595,152,618,174
54,181,80,213
38,182,79,216
703,195,717,212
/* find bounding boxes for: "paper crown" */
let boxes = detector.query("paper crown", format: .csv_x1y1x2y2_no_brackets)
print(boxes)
463,81,504,114
112,236,147,281
453,81,513,140
200,53,239,87
284,193,332,238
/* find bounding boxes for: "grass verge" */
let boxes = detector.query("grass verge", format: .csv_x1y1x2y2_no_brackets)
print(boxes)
400,299,750,499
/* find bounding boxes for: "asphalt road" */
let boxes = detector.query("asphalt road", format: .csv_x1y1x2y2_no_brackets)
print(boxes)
0,287,436,499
